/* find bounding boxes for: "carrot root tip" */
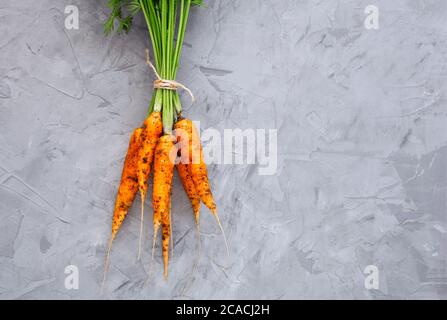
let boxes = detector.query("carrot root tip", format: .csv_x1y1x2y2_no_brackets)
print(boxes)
101,236,115,293
212,210,230,258
151,223,161,262
137,192,146,261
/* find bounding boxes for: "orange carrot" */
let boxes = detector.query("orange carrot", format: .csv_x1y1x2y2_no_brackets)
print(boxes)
136,112,163,260
176,162,202,257
174,119,201,231
175,119,229,256
176,162,201,225
103,127,143,289
190,135,229,256
111,127,143,239
152,135,176,278
174,119,216,212
190,149,217,213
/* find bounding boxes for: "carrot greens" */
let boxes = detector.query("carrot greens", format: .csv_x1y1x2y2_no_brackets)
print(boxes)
104,0,203,134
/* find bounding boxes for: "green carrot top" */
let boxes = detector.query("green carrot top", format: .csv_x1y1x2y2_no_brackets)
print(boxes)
104,0,204,134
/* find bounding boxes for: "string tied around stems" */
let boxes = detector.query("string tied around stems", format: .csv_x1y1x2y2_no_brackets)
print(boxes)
145,49,195,103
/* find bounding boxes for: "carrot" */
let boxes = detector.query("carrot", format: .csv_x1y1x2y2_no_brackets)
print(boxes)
176,162,202,254
190,148,216,213
111,127,143,239
176,162,201,226
102,127,143,289
190,138,229,256
152,135,176,278
174,119,201,238
174,119,215,210
136,112,163,260
174,119,229,256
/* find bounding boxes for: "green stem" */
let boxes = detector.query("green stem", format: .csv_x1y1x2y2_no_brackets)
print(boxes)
147,1,162,52
140,0,160,70
161,0,168,79
139,0,195,129
173,0,191,79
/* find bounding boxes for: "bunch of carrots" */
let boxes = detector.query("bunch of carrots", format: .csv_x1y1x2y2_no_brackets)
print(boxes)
102,0,227,283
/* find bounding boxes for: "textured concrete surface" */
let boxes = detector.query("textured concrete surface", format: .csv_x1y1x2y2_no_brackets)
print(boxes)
0,0,446,299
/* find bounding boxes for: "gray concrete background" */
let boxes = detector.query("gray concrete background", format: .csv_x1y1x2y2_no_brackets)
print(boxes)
0,0,446,299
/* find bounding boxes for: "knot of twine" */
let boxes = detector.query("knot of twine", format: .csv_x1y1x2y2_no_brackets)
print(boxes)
145,49,195,103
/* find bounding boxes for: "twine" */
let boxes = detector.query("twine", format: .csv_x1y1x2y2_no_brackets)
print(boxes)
145,49,195,103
